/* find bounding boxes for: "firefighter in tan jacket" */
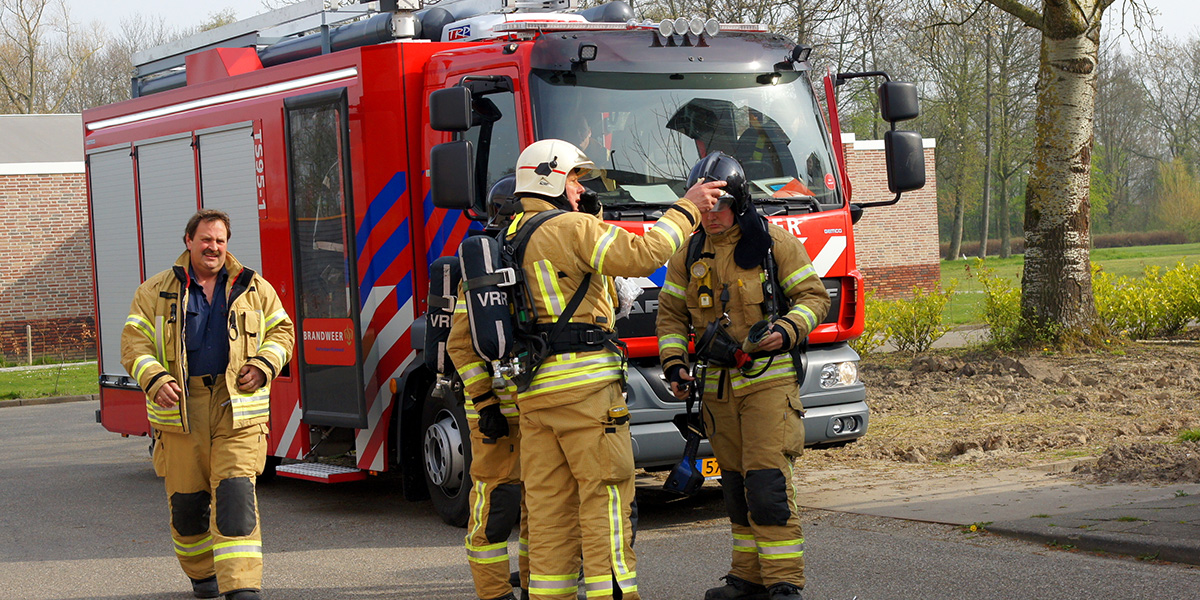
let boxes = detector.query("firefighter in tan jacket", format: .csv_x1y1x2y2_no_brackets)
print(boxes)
656,154,830,600
121,210,293,600
461,139,719,600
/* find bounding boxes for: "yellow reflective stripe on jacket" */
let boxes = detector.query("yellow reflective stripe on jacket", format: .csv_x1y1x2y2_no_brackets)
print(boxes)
212,539,262,562
523,352,624,397
153,316,167,365
459,362,489,389
532,259,567,317
259,340,289,364
173,535,213,556
132,354,159,381
658,333,688,356
781,264,818,293
147,396,183,427
661,280,686,300
263,308,288,332
646,217,686,254
125,314,154,342
588,225,620,273
730,355,796,390
229,390,271,421
786,303,819,332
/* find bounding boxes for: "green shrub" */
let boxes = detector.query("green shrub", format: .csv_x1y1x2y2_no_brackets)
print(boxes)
1095,261,1200,339
971,259,1024,349
886,283,957,354
849,290,891,357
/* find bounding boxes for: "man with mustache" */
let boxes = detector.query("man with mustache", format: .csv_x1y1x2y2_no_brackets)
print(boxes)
121,209,294,600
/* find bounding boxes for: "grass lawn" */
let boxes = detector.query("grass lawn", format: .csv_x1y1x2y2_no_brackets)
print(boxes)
0,363,99,400
938,242,1200,326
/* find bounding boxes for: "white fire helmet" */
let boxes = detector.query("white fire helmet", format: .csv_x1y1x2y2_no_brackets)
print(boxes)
514,139,600,199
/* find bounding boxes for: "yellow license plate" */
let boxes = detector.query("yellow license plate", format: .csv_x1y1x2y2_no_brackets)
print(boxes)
697,457,722,479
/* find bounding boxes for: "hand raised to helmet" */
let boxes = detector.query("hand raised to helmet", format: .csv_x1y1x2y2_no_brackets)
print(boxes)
682,180,726,213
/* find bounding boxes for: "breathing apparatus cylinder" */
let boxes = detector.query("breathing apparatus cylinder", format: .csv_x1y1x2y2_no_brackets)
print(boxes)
458,234,517,365
425,256,461,397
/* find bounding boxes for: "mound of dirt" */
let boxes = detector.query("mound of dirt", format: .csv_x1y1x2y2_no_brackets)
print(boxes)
801,337,1200,485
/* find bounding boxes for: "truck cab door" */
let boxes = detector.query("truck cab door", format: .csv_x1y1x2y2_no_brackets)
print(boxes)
283,88,367,428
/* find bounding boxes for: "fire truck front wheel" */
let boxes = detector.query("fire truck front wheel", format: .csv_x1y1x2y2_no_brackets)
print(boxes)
420,389,472,527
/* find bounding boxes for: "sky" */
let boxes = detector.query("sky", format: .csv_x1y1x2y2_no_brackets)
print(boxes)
69,0,1200,43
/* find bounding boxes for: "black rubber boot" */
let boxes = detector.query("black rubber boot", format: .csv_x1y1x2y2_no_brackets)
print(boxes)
225,590,262,600
766,582,803,600
190,576,219,599
704,575,769,600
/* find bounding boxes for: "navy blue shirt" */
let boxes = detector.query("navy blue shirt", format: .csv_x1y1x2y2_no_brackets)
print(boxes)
186,266,230,377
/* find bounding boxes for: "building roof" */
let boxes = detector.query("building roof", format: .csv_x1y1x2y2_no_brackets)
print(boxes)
0,114,84,174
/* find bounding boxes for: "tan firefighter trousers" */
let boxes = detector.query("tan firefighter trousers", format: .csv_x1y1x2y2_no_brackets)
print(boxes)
520,382,638,600
466,413,530,600
702,380,807,589
153,374,267,594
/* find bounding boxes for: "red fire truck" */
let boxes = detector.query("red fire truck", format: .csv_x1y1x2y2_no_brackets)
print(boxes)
85,0,923,525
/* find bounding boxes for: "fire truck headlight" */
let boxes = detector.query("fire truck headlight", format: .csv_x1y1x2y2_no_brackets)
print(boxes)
820,361,859,388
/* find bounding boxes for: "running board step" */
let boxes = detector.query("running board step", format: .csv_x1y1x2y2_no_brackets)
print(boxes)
276,462,367,483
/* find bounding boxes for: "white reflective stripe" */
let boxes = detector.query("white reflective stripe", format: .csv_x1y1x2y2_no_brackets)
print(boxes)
533,260,565,316
759,542,805,555
659,333,687,354
154,315,167,365
781,264,818,292
787,304,818,331
733,534,757,552
212,540,262,561
810,235,846,277
174,535,213,556
259,340,289,363
519,537,529,556
647,218,684,252
133,354,159,381
606,484,631,575
584,576,613,597
590,225,619,272
126,315,154,340
499,405,519,416
264,308,288,331
661,280,686,299
529,575,579,592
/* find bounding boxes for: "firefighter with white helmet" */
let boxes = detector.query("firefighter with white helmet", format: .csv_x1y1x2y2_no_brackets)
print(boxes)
656,153,830,600
472,138,721,600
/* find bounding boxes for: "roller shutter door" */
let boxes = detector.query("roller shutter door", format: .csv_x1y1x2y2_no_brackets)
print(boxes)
88,147,139,377
199,124,261,270
137,135,198,277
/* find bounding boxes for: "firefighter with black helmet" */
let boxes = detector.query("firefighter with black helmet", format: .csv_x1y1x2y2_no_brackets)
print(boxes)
446,174,531,600
656,153,830,600
478,138,720,600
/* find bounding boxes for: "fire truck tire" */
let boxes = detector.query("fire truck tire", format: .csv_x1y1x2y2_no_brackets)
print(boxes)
420,389,472,527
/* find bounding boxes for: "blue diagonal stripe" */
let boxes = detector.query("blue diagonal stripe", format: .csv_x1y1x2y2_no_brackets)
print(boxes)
423,193,481,265
395,271,413,310
359,218,409,307
357,172,407,259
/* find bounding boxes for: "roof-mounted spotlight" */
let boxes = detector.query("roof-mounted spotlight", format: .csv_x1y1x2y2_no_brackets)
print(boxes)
659,19,674,37
704,18,719,37
576,43,598,63
791,44,812,63
674,17,689,36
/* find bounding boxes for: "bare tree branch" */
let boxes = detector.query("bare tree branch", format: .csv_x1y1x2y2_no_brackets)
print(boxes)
984,0,1044,31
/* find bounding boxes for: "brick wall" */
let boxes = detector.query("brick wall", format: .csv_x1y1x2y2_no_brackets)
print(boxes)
842,135,940,299
0,172,96,363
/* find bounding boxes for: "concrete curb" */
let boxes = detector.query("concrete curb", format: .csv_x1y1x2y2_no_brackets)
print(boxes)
989,520,1200,566
0,394,97,409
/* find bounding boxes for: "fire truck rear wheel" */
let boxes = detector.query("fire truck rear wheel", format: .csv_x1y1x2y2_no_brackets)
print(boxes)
420,389,472,527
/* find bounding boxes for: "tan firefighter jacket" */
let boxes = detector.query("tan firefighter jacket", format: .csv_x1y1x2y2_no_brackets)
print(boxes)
656,222,830,398
454,196,700,412
121,251,294,433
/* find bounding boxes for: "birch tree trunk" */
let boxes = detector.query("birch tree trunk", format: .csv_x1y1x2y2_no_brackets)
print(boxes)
986,0,1115,334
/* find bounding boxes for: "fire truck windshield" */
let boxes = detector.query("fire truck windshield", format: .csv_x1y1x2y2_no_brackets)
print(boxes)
530,70,842,212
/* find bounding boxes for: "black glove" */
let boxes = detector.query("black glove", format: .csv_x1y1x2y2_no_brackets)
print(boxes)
477,402,509,439
579,189,601,216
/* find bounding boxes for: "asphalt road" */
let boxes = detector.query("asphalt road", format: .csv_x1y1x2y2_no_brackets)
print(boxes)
4,401,1199,600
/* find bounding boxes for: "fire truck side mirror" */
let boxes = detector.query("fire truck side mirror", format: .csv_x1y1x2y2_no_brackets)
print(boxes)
431,141,486,219
883,130,925,193
878,81,919,123
430,87,474,132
